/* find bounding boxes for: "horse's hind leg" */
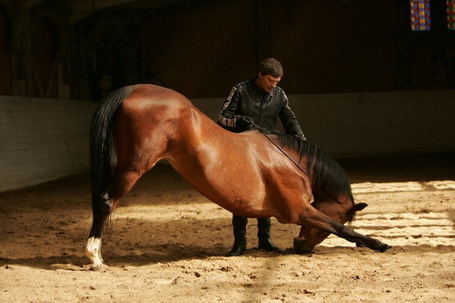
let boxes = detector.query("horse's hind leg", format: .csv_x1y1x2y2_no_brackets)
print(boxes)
86,169,144,269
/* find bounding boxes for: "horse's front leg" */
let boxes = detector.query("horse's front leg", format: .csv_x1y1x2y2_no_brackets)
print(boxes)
334,224,392,252
293,226,330,254
293,206,391,253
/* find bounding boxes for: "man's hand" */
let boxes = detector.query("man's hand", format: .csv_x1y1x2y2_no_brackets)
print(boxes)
236,115,255,131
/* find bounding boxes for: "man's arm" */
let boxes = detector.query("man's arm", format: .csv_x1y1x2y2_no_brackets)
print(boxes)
218,86,255,132
218,87,239,130
279,92,306,140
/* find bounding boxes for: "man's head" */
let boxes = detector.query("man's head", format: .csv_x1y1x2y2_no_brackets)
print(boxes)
256,58,283,92
258,58,283,78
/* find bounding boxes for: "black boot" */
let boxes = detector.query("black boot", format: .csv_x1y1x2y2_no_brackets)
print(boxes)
227,215,248,256
257,218,279,251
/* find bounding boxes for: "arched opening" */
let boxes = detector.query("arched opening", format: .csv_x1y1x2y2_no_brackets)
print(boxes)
82,23,140,100
31,16,59,98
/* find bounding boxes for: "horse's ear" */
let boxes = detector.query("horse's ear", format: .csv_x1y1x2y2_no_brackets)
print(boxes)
347,203,368,222
353,203,368,212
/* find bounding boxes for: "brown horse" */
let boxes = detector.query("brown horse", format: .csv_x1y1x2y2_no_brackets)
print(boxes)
86,84,391,269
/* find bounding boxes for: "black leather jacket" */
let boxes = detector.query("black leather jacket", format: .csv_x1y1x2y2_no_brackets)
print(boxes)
218,76,305,137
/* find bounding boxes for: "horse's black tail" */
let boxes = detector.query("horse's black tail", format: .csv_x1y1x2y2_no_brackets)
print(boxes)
89,86,133,204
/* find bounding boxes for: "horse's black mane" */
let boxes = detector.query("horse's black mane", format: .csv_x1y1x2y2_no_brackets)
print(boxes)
277,133,354,204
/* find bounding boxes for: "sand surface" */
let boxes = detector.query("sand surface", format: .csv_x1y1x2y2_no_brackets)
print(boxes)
0,154,454,303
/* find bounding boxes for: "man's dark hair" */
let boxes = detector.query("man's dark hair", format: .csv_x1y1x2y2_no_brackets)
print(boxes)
258,58,283,78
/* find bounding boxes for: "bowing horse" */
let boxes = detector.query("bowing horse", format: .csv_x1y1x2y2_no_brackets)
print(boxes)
86,84,391,269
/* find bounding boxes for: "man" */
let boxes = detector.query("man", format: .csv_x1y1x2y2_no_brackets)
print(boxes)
218,58,306,256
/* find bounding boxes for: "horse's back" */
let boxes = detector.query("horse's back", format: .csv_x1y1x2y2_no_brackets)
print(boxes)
115,84,193,127
123,84,190,109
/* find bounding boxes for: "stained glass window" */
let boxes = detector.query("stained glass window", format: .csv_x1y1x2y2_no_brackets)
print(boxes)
448,0,455,30
410,0,431,31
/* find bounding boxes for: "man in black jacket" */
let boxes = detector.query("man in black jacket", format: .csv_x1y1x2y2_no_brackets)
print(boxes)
218,58,306,256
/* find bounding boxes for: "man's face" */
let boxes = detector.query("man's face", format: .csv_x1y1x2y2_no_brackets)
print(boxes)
256,73,281,92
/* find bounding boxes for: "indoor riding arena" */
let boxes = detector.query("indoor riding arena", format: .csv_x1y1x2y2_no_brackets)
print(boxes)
1,1,454,302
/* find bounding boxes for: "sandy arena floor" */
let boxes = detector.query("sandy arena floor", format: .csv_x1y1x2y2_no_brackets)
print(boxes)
0,154,454,303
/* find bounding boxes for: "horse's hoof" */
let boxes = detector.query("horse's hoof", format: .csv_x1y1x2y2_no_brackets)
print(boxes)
293,237,314,254
90,264,107,271
295,249,314,255
379,244,393,252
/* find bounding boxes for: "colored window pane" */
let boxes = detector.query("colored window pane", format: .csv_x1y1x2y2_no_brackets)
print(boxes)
448,0,455,30
410,0,431,31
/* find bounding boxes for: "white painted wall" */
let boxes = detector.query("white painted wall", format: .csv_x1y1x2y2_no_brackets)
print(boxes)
0,96,96,192
1,89,454,192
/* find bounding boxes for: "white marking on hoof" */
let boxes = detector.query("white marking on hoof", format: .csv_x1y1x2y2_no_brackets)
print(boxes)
85,237,104,268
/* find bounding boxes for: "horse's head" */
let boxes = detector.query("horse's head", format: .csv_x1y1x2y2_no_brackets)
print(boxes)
294,200,368,253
